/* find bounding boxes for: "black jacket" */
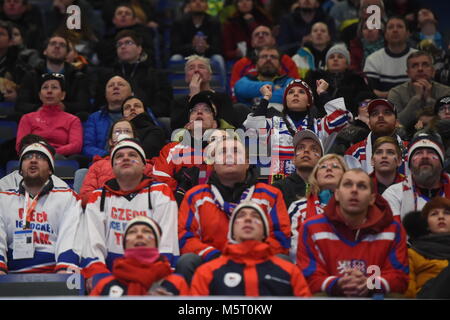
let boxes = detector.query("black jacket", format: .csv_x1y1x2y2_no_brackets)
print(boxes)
170,91,241,130
170,13,222,57
130,112,166,158
94,53,173,117
305,69,370,116
272,171,307,209
16,61,90,116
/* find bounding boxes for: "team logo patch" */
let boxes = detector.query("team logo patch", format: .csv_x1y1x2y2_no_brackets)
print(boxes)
109,285,124,297
224,272,242,288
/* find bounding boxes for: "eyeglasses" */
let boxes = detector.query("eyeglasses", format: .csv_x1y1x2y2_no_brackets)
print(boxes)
113,128,133,136
41,73,65,80
22,152,47,161
439,105,450,113
116,40,136,48
317,163,343,170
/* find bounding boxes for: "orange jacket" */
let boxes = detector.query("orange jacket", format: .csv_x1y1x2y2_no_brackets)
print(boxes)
191,241,311,297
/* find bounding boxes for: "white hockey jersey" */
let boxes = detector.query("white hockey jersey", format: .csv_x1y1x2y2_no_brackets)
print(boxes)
81,178,179,279
0,178,82,273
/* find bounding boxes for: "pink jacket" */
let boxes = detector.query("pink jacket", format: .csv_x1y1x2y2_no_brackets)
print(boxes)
16,105,83,156
80,155,154,206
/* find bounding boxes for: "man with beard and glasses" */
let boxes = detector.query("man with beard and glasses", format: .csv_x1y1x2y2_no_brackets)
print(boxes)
0,142,82,274
383,132,450,221
234,46,294,108
16,34,90,117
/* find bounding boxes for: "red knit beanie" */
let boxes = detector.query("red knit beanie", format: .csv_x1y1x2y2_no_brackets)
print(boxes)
283,79,314,110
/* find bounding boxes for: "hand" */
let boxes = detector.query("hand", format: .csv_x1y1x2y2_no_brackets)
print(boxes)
0,271,6,275
85,277,94,293
416,79,432,99
149,287,174,296
340,269,369,297
147,21,159,29
316,79,329,95
243,13,254,21
189,72,202,96
415,120,424,130
260,84,273,100
412,81,425,97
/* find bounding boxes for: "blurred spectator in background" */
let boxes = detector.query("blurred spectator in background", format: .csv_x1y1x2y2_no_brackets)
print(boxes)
231,25,299,98
0,0,45,51
170,0,223,69
121,95,166,158
349,19,384,74
329,0,359,31
16,34,90,117
278,0,336,57
292,21,332,78
222,0,272,61
388,51,450,136
94,29,172,120
0,20,28,103
402,197,450,298
364,16,417,98
95,3,157,67
83,76,132,160
305,43,370,116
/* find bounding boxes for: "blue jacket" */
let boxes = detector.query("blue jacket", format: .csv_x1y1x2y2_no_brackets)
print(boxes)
82,108,113,158
234,74,293,107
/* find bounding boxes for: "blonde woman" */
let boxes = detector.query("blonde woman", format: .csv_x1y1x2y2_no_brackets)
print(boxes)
289,154,348,259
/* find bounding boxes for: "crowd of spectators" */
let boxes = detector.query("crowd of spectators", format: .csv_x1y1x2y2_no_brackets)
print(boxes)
0,0,450,299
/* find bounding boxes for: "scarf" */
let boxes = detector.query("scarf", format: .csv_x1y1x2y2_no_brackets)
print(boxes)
411,233,450,260
112,256,172,295
124,247,160,265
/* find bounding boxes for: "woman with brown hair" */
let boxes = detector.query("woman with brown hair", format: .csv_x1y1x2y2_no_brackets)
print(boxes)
403,197,450,298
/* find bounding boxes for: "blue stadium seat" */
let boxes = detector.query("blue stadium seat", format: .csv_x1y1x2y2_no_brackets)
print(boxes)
0,120,17,144
0,102,15,118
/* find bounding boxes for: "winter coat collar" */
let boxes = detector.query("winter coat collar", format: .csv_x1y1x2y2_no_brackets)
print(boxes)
323,194,394,238
223,241,273,264
19,177,54,197
104,175,153,197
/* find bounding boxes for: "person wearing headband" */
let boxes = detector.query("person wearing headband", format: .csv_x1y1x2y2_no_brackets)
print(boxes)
191,201,311,297
0,142,82,274
80,138,179,290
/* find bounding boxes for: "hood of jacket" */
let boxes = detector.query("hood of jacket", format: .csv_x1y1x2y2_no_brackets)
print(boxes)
104,175,154,196
223,240,273,263
323,193,395,239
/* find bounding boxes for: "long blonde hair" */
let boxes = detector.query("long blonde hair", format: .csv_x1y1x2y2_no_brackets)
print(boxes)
307,154,348,197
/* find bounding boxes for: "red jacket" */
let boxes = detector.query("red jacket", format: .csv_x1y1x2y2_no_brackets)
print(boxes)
230,55,300,101
178,182,291,260
80,155,154,206
297,195,409,296
16,104,82,156
191,241,311,296
151,141,213,191
90,256,188,296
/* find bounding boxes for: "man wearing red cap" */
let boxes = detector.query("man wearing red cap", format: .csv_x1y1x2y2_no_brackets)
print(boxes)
345,99,408,175
382,132,450,220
